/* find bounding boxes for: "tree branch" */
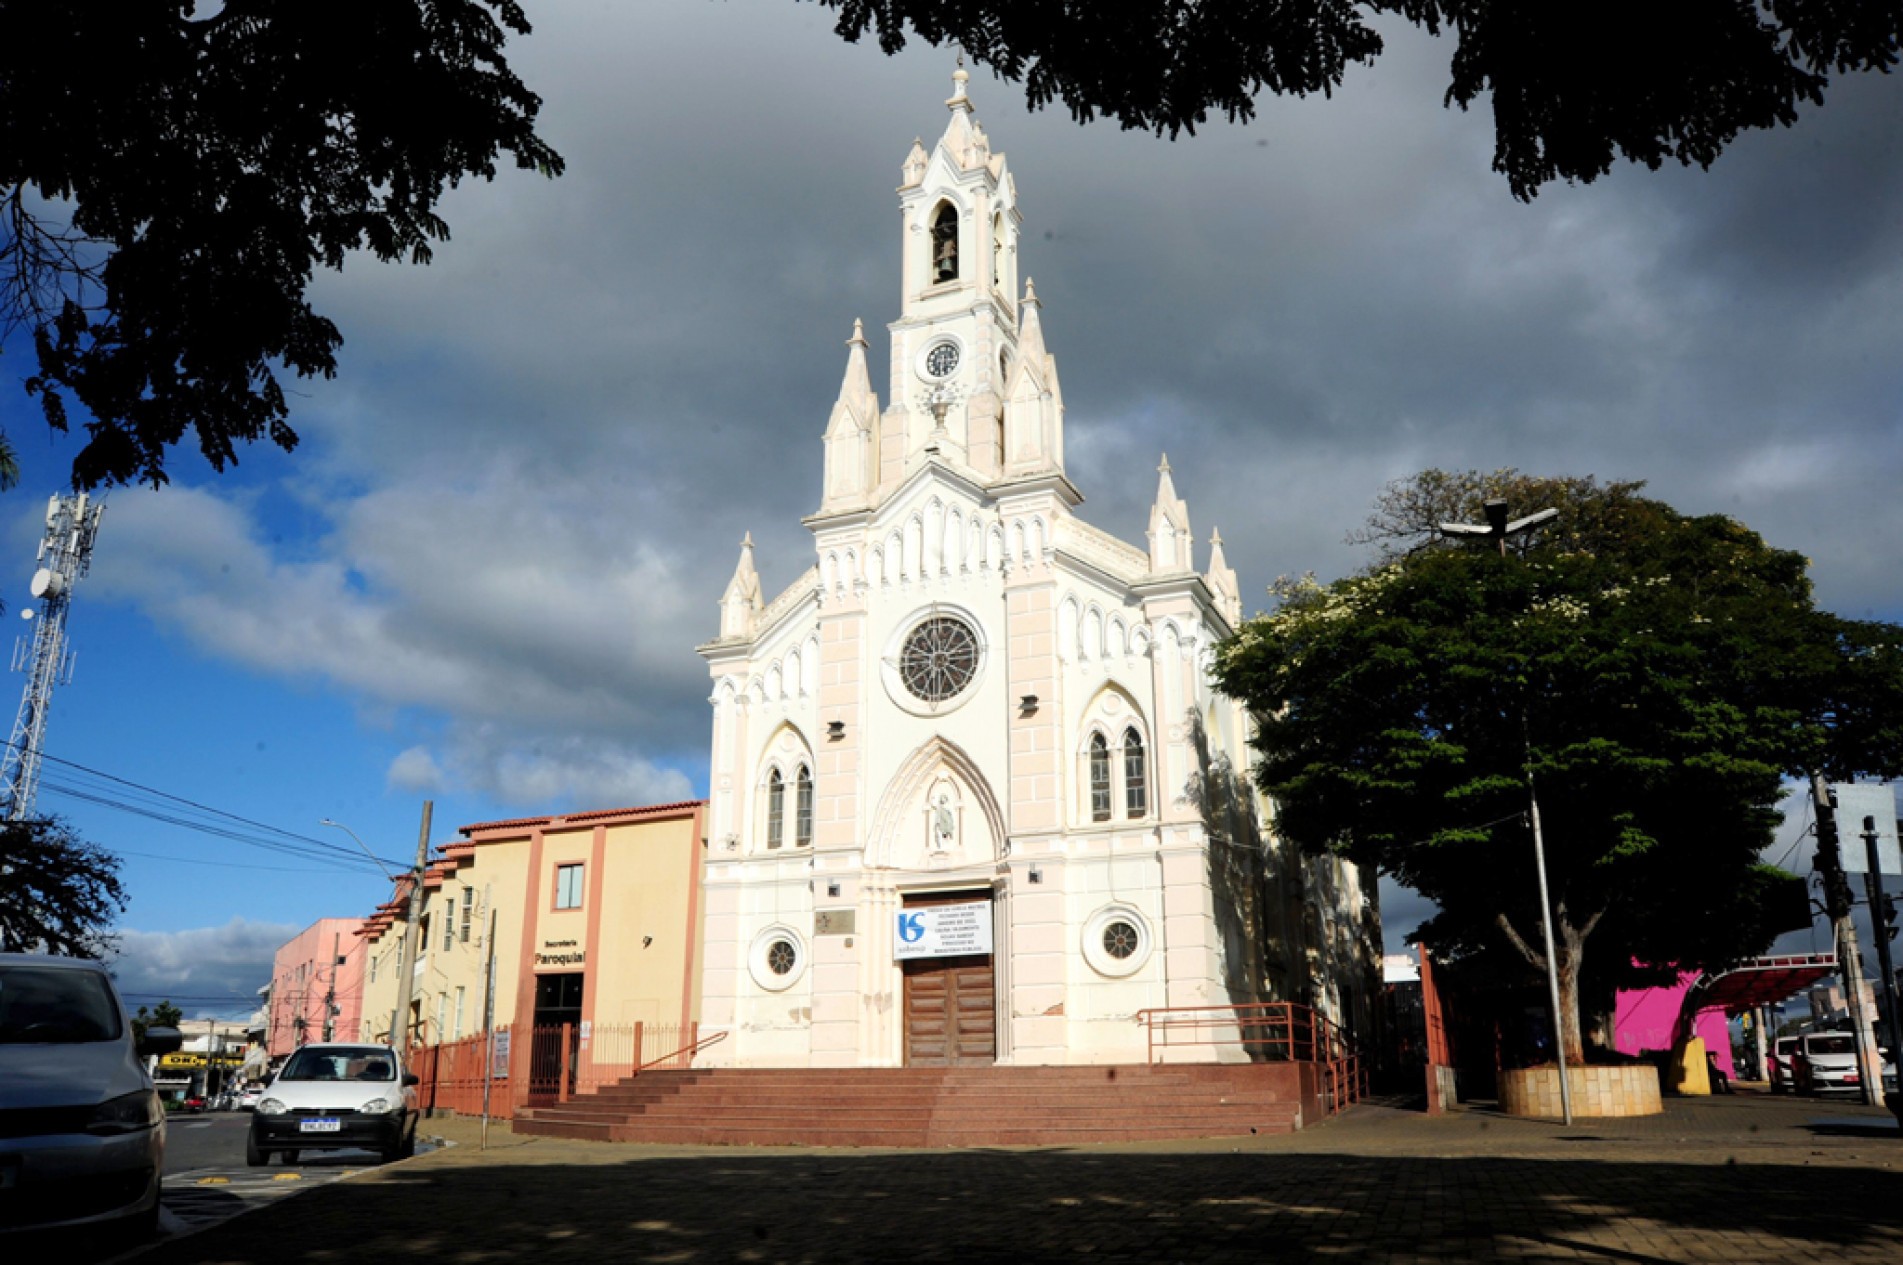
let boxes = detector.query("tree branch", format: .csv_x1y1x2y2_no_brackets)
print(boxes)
1496,912,1546,972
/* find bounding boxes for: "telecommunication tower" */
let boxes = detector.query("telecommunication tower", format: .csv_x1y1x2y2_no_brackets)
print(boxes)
0,493,105,820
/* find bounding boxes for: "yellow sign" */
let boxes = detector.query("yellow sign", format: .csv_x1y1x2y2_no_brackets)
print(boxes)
158,1052,245,1069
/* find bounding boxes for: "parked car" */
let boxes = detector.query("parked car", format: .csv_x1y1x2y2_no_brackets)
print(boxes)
247,1042,418,1166
236,1082,264,1112
1794,1031,1863,1096
0,952,181,1238
1768,1034,1802,1093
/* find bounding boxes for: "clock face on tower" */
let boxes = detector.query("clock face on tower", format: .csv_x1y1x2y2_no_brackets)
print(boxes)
923,341,960,379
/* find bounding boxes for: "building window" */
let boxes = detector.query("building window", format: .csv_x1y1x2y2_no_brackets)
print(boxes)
1089,733,1112,822
748,925,807,992
795,765,813,847
460,892,473,943
767,940,796,975
453,986,466,1041
1083,904,1153,978
930,200,959,283
418,915,430,954
442,906,454,952
1123,728,1147,819
766,769,785,849
369,954,378,985
554,863,584,910
1103,920,1140,960
435,993,447,1045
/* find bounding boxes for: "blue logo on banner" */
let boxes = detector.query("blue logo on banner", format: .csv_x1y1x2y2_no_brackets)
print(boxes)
898,912,926,943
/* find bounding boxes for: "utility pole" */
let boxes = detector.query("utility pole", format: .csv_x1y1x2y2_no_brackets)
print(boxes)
389,800,433,1053
1810,775,1884,1105
480,905,498,1151
1860,814,1900,1066
322,931,339,1042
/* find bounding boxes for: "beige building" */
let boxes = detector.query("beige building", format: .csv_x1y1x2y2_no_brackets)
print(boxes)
357,801,706,1081
694,69,1381,1069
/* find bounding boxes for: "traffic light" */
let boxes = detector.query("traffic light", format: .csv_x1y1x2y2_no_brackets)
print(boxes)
1882,893,1899,942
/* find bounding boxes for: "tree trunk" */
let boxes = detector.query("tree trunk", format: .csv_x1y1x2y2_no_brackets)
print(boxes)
1498,902,1600,1066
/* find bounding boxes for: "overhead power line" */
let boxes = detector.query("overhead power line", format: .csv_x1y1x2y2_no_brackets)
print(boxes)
0,740,412,872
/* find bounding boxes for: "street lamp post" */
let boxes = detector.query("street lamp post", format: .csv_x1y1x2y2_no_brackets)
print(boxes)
1440,498,1574,1125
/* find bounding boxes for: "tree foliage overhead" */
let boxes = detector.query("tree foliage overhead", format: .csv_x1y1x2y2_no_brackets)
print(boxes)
0,1,563,490
131,999,184,1046
0,816,127,958
817,2,1901,199
1212,471,1903,1061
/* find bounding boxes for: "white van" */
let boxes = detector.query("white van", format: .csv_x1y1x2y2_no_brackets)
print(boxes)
1795,1031,1861,1096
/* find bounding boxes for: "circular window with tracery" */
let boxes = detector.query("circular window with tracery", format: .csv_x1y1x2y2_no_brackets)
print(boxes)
766,939,797,975
900,616,979,703
1082,905,1152,978
1103,920,1140,961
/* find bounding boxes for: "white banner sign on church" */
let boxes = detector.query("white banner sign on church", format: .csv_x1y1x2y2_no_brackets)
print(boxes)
894,902,994,961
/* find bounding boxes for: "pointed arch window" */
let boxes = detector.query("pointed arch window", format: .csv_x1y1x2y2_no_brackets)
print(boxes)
930,201,959,283
1089,733,1112,822
1123,729,1148,819
795,765,814,847
766,768,785,849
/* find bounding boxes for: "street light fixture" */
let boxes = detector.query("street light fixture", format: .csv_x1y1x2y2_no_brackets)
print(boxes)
1440,498,1574,1126
319,818,402,882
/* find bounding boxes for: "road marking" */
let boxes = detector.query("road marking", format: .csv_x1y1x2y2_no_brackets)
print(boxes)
195,1176,229,1186
272,1173,302,1181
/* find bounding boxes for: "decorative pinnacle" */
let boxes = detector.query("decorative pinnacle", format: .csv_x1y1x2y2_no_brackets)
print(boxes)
849,318,867,346
1022,277,1039,306
1159,453,1171,474
741,531,753,549
949,56,971,109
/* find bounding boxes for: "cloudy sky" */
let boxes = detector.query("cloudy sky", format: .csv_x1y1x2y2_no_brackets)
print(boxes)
1,4,1898,1014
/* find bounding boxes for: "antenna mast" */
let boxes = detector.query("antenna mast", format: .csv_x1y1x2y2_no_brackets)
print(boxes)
0,493,105,821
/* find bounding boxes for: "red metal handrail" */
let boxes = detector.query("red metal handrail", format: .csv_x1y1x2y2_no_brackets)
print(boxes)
632,1026,727,1076
1132,1001,1368,1116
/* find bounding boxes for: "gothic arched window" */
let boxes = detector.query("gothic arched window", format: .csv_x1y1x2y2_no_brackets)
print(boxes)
1123,729,1147,819
766,768,784,849
1089,733,1112,823
795,765,814,847
930,201,959,283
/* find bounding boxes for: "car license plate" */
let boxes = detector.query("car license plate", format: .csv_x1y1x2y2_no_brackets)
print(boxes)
299,1118,341,1133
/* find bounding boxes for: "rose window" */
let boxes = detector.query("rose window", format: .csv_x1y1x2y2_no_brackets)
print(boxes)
1103,921,1140,960
899,616,979,703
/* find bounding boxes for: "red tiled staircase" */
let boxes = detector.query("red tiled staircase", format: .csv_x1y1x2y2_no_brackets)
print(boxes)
514,1063,1308,1148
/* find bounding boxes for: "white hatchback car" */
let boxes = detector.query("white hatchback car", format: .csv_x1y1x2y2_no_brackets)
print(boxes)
247,1042,418,1165
0,953,181,1237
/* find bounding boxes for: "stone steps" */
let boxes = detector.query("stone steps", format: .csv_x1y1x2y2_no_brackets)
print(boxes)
514,1062,1309,1148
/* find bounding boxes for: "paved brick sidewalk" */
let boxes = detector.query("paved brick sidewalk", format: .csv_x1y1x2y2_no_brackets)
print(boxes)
131,1091,1901,1264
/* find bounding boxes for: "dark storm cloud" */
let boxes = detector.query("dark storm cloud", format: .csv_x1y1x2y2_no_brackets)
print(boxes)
76,1,1903,804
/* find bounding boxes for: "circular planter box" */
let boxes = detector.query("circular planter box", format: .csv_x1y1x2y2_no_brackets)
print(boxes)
1499,1063,1662,1118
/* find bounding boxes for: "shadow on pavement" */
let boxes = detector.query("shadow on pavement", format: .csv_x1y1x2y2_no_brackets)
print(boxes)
117,1147,1903,1264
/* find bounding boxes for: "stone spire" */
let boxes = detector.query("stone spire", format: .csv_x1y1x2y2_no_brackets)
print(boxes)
1147,455,1194,573
820,320,880,512
1206,527,1241,623
719,532,763,640
1002,278,1063,477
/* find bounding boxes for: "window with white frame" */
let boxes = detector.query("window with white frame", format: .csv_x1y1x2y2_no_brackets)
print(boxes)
442,905,454,952
1123,728,1147,819
1088,733,1112,822
460,891,473,943
795,765,813,847
766,768,785,849
453,986,466,1040
554,863,583,910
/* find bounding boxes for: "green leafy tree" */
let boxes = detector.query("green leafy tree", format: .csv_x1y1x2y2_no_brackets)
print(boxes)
0,1,563,490
1212,471,1903,1062
818,2,1900,199
131,999,185,1047
0,816,128,958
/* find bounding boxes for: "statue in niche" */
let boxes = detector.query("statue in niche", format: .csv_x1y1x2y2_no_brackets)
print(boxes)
933,793,956,849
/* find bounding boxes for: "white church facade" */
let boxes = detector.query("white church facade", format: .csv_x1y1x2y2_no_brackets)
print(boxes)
695,69,1380,1068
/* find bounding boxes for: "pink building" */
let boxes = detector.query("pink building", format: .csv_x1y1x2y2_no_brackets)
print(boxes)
1614,972,1731,1066
266,918,368,1059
